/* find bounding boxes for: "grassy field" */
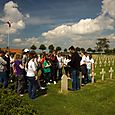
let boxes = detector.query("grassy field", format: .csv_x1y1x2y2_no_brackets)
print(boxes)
22,78,115,115
21,55,115,115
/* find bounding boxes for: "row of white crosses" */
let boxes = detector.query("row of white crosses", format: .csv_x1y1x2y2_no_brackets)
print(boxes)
61,67,114,92
100,67,114,80
94,59,114,68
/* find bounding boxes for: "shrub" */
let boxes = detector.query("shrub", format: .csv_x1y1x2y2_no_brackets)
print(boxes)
0,88,39,115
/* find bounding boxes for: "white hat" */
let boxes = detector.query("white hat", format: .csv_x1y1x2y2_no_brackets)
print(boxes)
24,48,29,52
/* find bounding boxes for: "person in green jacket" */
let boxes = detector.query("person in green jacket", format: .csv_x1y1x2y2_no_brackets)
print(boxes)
43,56,51,85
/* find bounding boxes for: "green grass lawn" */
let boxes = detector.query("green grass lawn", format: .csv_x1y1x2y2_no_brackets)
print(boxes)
22,78,115,115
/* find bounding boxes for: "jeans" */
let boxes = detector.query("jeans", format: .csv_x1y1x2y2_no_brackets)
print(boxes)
87,69,91,82
0,72,8,88
16,74,25,94
71,68,80,90
27,77,36,99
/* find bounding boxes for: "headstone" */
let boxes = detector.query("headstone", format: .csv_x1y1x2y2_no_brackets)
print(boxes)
61,74,68,92
99,61,102,67
112,60,114,66
108,60,111,66
109,67,114,79
104,61,107,67
95,61,97,68
100,68,106,81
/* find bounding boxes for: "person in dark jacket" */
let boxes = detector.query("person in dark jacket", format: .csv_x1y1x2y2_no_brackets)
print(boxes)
68,46,81,91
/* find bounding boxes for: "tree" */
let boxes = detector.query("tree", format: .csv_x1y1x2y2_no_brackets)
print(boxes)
96,38,110,52
30,44,37,51
64,48,67,52
39,44,46,52
80,48,85,52
56,46,62,51
87,47,93,53
48,44,54,53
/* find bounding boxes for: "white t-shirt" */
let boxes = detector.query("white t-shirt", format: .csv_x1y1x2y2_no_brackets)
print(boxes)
26,59,36,77
63,58,71,66
57,56,63,68
86,57,94,69
80,55,87,65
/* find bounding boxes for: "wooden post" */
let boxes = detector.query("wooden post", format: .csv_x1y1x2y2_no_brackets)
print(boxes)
109,67,114,79
91,72,96,83
100,68,106,81
61,74,68,92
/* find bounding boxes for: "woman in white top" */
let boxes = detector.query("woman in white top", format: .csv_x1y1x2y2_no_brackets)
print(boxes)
86,54,94,82
80,51,88,84
26,51,38,99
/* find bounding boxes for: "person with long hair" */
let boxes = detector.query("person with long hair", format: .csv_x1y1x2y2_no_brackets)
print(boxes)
13,53,25,96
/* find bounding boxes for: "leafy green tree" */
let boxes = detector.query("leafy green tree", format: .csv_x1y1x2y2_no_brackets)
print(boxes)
80,48,85,52
87,48,93,52
48,44,54,53
64,48,67,52
56,46,62,51
39,44,46,52
30,44,37,50
96,38,110,52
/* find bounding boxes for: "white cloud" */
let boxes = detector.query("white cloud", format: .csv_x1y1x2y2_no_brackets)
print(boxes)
0,1,26,34
12,37,39,48
42,0,115,44
102,0,115,19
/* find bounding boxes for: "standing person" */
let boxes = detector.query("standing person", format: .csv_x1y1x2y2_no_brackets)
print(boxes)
26,51,38,99
57,53,63,80
43,55,51,85
3,51,10,80
0,50,8,88
22,49,29,91
68,46,81,91
63,55,71,77
80,51,88,85
86,54,94,82
50,51,58,84
13,53,25,96
10,53,15,82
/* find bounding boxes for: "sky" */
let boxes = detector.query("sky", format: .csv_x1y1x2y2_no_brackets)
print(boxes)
0,0,115,50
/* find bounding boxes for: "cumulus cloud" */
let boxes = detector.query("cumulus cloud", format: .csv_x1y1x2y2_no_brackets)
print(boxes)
12,37,39,48
0,1,26,34
42,0,115,41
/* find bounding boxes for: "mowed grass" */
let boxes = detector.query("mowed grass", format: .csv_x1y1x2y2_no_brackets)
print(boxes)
22,55,115,115
23,79,115,115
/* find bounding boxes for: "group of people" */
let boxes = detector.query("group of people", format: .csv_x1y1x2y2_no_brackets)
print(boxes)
0,46,94,99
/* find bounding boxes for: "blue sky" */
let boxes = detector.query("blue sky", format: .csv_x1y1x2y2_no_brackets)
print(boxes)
0,0,115,50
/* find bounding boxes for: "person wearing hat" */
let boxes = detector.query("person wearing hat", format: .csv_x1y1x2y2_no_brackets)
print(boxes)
0,50,8,88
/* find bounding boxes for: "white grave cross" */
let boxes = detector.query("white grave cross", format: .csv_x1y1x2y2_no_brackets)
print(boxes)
100,68,106,81
109,67,114,79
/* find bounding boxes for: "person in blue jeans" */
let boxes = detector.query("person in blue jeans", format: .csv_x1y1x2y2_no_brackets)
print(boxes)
26,51,38,99
0,50,8,88
68,46,81,91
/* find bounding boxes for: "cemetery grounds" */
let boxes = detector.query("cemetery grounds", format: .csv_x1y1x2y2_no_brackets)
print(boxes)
18,55,115,114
